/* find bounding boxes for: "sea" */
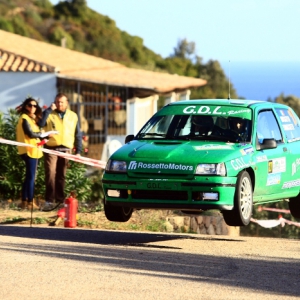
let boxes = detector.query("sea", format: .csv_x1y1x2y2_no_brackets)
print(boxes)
221,61,300,101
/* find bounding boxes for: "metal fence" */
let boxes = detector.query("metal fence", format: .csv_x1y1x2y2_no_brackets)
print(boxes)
57,78,128,159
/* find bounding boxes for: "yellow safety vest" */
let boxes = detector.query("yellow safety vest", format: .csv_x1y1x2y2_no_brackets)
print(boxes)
43,109,78,149
16,114,43,158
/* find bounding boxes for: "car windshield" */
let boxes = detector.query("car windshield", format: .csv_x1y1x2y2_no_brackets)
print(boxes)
136,114,252,143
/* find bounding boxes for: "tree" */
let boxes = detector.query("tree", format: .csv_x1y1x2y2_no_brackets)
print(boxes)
172,38,196,60
0,17,14,32
193,59,238,99
48,24,74,49
0,109,23,199
274,94,300,117
166,38,238,99
54,0,87,18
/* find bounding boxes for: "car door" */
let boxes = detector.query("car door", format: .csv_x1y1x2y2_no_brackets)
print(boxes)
275,107,300,193
253,109,291,199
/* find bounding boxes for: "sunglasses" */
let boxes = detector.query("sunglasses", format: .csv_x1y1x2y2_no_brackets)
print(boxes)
27,104,37,108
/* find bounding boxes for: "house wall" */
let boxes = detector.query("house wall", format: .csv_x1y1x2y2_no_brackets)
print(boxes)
164,90,191,106
127,95,159,135
0,73,57,112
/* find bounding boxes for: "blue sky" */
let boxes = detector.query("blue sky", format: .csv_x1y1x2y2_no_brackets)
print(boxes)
50,0,300,99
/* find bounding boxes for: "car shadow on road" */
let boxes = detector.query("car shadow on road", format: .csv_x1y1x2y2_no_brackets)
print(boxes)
0,224,240,248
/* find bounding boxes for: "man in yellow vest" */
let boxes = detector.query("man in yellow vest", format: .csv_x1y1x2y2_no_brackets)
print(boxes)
38,93,82,209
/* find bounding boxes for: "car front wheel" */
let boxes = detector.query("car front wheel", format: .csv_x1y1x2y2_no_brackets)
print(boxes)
104,204,133,222
223,171,253,226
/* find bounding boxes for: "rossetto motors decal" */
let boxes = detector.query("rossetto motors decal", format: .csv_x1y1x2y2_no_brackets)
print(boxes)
128,161,193,171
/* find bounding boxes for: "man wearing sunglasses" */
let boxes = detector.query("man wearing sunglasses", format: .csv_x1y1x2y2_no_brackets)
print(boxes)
38,93,82,209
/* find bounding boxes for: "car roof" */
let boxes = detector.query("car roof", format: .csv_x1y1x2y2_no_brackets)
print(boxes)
167,99,288,110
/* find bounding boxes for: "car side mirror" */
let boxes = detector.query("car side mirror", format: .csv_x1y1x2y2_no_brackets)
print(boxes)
125,134,134,144
257,138,277,150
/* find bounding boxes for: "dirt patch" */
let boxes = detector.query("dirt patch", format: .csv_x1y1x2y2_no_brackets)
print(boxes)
0,199,173,232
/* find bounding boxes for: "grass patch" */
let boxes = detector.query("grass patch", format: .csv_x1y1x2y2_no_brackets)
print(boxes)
77,219,97,227
129,224,141,231
1,216,28,224
32,217,51,224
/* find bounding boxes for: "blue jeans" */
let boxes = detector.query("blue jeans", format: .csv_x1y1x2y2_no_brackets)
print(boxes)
20,154,38,201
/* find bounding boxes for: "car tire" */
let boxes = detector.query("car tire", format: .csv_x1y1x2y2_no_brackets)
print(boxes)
104,204,133,222
223,171,253,226
288,196,300,219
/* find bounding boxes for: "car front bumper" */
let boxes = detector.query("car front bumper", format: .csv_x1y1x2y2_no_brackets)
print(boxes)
102,173,237,211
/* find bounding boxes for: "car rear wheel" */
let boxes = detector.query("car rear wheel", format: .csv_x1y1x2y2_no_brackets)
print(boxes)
288,196,300,219
104,204,133,222
223,171,253,226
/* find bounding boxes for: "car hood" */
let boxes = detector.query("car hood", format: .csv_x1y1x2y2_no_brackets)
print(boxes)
111,140,254,174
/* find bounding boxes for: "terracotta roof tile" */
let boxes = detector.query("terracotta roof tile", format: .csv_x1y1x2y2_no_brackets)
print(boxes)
0,30,206,94
0,49,55,72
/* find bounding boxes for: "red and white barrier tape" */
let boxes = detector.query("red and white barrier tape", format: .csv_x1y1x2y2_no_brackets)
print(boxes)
0,137,106,169
253,205,300,228
251,217,300,228
251,217,284,228
257,206,290,214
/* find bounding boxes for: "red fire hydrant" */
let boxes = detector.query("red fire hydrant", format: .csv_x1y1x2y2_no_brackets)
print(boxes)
64,195,78,228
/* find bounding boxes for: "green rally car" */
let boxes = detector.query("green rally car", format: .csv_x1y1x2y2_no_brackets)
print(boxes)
102,99,300,226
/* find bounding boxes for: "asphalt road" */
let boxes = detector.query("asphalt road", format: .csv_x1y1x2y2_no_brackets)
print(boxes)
0,224,299,300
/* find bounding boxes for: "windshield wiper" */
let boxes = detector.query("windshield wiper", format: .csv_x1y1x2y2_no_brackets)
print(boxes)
138,133,166,138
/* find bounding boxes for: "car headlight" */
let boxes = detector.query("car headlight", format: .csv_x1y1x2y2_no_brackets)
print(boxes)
195,163,226,176
105,159,127,172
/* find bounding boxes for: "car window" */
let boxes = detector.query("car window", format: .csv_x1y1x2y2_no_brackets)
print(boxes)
136,113,252,142
257,110,282,143
137,115,175,138
275,108,300,142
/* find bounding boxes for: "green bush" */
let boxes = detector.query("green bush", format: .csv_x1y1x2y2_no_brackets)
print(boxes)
0,109,23,199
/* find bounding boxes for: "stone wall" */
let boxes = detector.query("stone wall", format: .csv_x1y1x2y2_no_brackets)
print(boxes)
165,213,240,236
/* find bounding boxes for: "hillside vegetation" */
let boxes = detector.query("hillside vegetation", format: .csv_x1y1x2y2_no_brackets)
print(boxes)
0,0,238,99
